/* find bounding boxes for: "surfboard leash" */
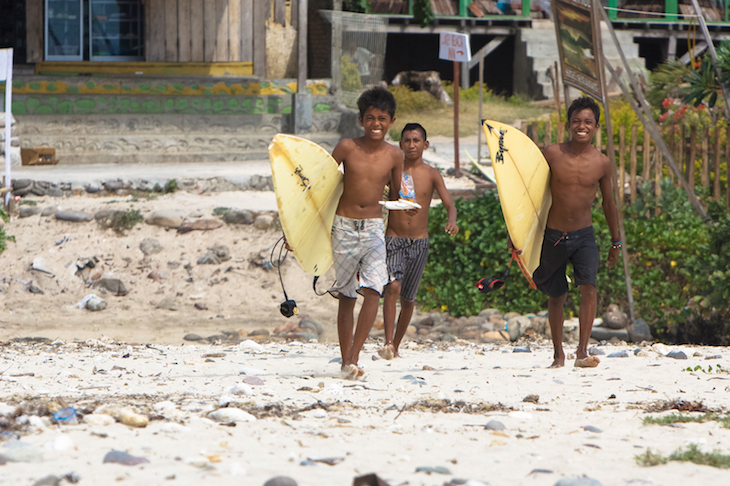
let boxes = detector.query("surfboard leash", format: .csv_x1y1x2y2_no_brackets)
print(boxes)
271,236,298,318
475,249,536,292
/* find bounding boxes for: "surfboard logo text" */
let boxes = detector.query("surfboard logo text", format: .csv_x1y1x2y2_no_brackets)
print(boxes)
496,128,509,164
294,165,311,189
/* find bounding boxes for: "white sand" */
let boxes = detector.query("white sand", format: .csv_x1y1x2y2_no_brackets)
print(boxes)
1,192,729,485
0,340,729,485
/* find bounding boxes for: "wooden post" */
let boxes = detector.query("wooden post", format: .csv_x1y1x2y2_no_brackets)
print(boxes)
241,0,253,63
595,128,602,153
619,125,626,206
701,127,710,189
531,121,539,144
477,56,484,165
677,125,685,184
714,126,721,200
630,125,638,203
25,0,43,62
656,150,663,215
454,61,460,172
689,126,697,193
521,120,527,134
727,126,730,208
545,120,552,147
642,128,651,183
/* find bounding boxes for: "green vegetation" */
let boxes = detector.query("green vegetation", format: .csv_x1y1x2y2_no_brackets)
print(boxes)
341,56,363,92
636,444,730,469
99,209,144,235
18,200,37,206
0,207,11,254
419,179,730,343
213,207,230,216
153,179,178,194
388,83,552,141
643,412,730,428
682,364,726,374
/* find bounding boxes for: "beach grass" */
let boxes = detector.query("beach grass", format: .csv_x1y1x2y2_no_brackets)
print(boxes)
636,444,730,469
643,412,730,428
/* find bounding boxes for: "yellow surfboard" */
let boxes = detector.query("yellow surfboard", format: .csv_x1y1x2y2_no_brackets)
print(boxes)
482,120,552,285
268,134,344,276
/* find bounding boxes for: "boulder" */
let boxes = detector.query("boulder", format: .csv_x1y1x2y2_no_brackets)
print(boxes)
602,303,629,329
145,209,186,228
223,209,254,225
627,318,653,342
55,210,93,223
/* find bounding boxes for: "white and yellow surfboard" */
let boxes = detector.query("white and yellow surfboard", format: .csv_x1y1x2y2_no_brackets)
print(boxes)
268,134,344,276
482,120,552,284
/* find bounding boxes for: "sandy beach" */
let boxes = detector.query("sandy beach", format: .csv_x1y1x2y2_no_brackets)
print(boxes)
1,191,729,485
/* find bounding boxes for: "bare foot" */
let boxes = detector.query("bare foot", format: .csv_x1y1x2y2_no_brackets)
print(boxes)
340,364,365,380
574,356,600,368
548,359,565,369
377,344,395,360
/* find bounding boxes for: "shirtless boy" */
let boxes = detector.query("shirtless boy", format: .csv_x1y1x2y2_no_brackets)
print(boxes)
330,86,403,379
378,123,458,359
529,97,620,368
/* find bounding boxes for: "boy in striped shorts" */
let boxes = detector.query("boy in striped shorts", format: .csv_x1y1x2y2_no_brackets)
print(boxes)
378,123,459,359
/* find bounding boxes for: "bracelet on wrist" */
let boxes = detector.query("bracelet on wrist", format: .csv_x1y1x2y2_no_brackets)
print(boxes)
611,240,621,249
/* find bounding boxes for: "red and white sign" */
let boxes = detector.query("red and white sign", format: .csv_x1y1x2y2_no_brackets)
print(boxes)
438,32,471,63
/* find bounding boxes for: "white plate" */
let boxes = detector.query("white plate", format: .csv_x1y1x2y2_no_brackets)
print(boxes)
379,199,422,210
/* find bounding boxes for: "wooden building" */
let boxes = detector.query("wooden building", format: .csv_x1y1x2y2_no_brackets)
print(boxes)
10,0,313,78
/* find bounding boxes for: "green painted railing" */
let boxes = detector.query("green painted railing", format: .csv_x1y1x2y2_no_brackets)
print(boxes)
388,0,730,23
607,0,730,23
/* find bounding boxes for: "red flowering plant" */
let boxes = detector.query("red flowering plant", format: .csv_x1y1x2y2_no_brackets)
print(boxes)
657,97,712,128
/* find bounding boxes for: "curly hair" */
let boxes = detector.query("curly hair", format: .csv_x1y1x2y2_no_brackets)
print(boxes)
567,96,601,124
357,86,396,119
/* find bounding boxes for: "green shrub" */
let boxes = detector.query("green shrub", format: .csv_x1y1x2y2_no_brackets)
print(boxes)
417,182,726,345
388,85,444,115
0,208,13,255
418,192,547,316
100,209,144,235
341,55,362,92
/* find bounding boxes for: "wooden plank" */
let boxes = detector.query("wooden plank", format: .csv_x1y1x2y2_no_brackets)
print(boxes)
178,0,192,62
241,0,253,63
190,0,204,61
253,0,270,77
164,0,178,61
714,126,721,200
557,121,564,144
215,0,230,62
545,120,552,146
274,0,286,25
701,126,709,188
630,125,638,204
25,0,43,63
204,0,217,62
291,0,298,30
520,120,527,134
619,125,625,206
229,0,241,61
148,0,166,62
689,126,696,193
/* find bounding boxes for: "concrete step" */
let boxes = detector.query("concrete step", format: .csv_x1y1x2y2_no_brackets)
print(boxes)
15,113,347,164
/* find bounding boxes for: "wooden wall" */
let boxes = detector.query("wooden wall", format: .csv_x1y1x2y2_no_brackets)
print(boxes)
25,0,294,71
145,0,276,64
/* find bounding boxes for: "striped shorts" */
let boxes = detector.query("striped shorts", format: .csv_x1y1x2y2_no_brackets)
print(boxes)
386,236,430,302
